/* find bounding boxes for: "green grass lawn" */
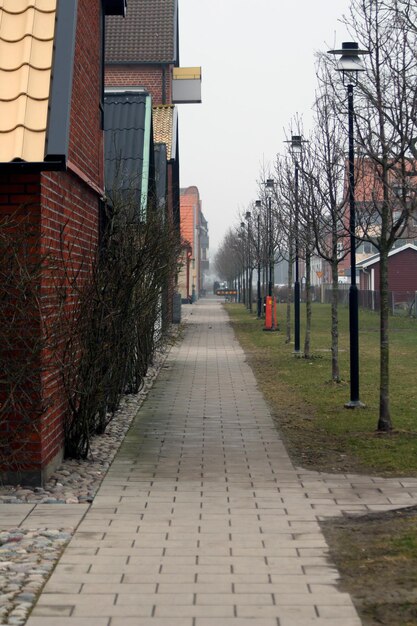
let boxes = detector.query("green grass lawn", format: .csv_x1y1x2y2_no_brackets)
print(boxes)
225,302,417,476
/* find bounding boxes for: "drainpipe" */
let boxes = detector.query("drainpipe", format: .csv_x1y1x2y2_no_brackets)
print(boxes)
162,65,167,104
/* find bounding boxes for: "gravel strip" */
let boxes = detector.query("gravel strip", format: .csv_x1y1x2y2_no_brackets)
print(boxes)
0,528,72,626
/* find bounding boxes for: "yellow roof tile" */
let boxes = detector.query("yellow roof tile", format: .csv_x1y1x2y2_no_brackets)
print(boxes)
0,66,51,101
0,36,54,71
0,94,49,131
0,0,57,162
153,105,175,160
1,0,56,13
0,126,46,162
0,6,55,42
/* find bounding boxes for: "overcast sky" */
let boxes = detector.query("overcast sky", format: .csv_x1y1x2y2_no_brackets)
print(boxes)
178,0,352,257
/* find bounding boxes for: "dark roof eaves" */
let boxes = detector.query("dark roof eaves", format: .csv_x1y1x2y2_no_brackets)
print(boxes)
173,0,179,66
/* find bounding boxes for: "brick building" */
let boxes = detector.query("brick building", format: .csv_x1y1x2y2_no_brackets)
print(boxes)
337,157,417,278
0,0,126,485
178,186,209,302
310,157,417,286
105,0,202,317
105,0,179,104
358,244,417,295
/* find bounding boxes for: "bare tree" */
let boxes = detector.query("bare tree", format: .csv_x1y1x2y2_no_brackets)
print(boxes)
266,159,295,342
302,67,352,381
214,228,243,289
341,0,417,430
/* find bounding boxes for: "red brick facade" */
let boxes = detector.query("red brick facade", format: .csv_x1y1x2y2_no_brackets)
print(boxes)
105,64,173,105
69,1,103,187
0,0,103,484
178,187,201,301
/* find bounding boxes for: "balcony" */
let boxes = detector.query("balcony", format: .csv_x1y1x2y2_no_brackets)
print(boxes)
172,67,202,104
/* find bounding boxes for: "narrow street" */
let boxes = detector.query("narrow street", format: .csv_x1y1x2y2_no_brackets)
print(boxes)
24,299,417,626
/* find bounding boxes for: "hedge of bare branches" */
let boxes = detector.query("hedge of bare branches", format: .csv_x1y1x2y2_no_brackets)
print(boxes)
0,211,47,470
0,196,182,467
60,198,182,458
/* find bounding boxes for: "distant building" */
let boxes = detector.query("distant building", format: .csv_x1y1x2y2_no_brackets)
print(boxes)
358,244,417,296
179,187,209,302
338,157,417,277
105,0,202,319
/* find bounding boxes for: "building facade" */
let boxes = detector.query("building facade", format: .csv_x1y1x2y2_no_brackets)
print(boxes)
178,186,209,302
0,0,126,484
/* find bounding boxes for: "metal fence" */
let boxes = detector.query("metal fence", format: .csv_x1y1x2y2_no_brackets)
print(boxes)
274,284,417,315
320,285,417,315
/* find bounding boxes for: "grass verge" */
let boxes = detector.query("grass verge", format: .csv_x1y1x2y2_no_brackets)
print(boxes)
226,301,417,625
225,302,417,476
322,506,417,626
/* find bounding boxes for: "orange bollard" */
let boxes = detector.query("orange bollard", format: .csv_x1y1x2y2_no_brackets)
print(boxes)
264,296,277,331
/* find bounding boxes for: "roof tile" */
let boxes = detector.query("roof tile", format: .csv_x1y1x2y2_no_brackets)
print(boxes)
2,0,56,11
152,105,174,159
0,0,56,162
0,66,51,101
106,0,177,63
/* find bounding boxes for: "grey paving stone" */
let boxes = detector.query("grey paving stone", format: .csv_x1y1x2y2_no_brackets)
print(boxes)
23,299,417,625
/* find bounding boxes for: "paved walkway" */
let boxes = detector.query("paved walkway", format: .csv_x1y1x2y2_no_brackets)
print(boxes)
25,299,417,626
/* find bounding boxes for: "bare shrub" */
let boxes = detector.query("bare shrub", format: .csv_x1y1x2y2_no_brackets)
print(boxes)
59,197,182,458
0,211,46,471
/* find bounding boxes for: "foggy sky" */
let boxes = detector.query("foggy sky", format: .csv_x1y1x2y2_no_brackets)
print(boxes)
178,0,352,259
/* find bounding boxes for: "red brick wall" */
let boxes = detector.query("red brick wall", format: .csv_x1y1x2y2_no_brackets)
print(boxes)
33,0,103,475
180,194,195,251
69,0,104,190
39,171,99,470
0,174,42,477
0,171,98,479
105,64,173,105
0,0,102,484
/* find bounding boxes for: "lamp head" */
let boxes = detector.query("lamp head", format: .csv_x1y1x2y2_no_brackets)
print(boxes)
285,134,307,159
328,42,370,83
265,179,275,196
290,135,303,156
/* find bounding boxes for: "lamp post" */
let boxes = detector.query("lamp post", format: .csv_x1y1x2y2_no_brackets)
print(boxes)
240,221,246,305
245,211,253,312
265,179,275,297
255,200,262,317
286,135,305,355
328,41,369,408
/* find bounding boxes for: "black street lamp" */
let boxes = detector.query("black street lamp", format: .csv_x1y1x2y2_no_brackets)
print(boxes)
240,221,246,305
265,179,275,297
286,135,305,355
245,211,253,312
328,41,369,408
255,200,262,317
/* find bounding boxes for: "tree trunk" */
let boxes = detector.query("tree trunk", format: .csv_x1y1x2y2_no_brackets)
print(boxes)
286,249,293,344
378,236,392,431
304,250,312,358
331,260,340,382
249,269,253,312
